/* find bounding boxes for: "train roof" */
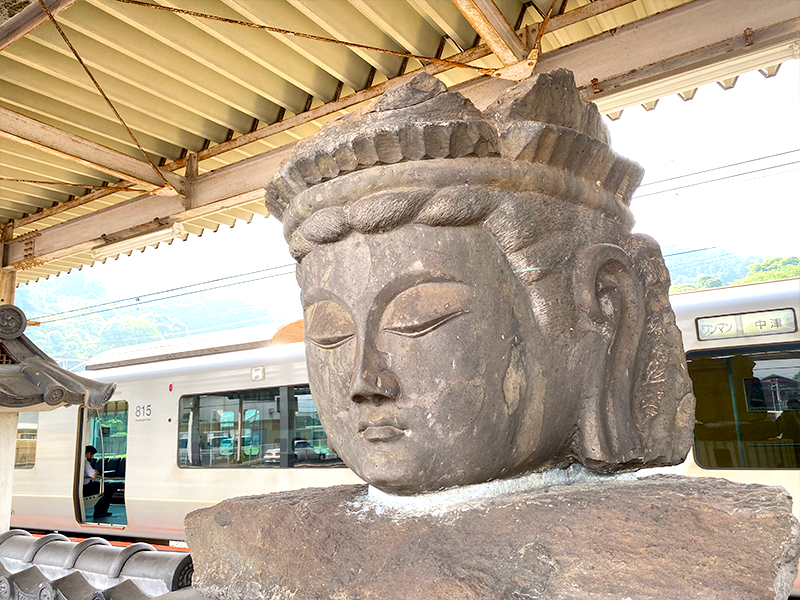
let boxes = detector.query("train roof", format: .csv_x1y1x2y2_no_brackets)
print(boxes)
670,278,800,353
669,277,799,311
85,320,304,371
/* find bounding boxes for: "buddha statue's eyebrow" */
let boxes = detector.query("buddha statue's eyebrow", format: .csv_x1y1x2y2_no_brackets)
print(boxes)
372,272,468,314
301,287,347,310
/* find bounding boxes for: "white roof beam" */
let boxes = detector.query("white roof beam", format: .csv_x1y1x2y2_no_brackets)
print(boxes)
157,0,340,103
0,208,25,221
2,138,118,181
85,0,310,114
287,0,405,76
0,158,106,192
410,0,477,51
453,0,528,65
0,0,76,51
0,192,54,214
0,86,183,160
1,46,217,147
0,188,59,209
13,185,132,229
349,0,444,59
58,2,282,126
26,24,249,137
0,107,184,193
222,0,372,92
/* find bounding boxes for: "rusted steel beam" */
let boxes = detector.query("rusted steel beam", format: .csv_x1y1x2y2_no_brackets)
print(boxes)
452,0,528,65
0,0,76,50
0,108,184,194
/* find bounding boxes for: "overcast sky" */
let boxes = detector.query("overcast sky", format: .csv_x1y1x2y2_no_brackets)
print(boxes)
23,59,800,325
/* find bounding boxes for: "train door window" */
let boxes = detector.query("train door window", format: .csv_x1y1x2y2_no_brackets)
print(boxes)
690,348,800,469
14,412,37,469
76,403,128,526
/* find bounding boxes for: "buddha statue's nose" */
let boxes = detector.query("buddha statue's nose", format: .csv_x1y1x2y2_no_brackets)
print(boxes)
350,345,400,404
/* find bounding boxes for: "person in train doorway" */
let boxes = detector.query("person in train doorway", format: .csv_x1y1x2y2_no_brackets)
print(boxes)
83,445,118,519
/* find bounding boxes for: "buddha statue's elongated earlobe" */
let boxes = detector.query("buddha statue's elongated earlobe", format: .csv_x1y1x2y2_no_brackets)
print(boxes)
572,243,645,470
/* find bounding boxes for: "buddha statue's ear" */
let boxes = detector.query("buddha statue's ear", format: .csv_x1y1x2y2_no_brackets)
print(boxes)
571,243,646,469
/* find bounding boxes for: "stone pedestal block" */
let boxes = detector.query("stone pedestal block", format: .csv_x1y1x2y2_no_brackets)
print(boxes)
185,475,800,600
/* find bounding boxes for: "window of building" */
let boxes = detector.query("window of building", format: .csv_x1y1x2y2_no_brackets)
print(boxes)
178,385,342,468
15,412,38,469
690,347,800,469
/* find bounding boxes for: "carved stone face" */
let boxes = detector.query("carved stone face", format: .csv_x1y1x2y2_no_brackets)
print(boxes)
299,224,553,494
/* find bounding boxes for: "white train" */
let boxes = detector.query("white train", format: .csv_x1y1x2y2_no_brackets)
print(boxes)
11,279,800,548
11,320,362,542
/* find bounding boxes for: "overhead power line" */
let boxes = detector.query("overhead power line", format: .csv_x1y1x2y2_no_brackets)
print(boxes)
34,247,740,326
634,159,800,199
32,264,296,323
663,247,718,258
638,148,800,188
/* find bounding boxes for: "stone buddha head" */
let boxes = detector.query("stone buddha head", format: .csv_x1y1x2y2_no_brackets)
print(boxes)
266,69,695,495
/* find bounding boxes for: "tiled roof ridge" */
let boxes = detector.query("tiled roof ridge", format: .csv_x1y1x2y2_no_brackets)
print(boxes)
0,305,115,411
0,531,200,600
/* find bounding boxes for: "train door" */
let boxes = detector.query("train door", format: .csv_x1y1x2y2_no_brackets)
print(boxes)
76,401,128,526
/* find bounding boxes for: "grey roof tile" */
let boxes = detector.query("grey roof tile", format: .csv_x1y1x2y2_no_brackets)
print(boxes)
0,531,201,600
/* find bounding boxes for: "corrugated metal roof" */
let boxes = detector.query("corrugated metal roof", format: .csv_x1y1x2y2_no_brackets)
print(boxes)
0,0,796,284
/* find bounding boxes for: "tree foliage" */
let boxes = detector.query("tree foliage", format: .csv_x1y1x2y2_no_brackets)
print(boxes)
734,257,800,284
670,275,724,293
14,268,285,367
97,316,163,353
664,246,760,287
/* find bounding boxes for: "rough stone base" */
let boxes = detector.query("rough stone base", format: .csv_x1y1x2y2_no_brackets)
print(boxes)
185,475,800,600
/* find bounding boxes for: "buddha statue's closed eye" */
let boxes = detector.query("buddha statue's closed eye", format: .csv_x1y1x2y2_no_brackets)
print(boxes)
266,69,695,495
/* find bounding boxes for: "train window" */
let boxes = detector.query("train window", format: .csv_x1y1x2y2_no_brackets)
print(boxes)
90,401,129,458
690,348,800,469
178,385,343,468
293,385,339,465
14,412,37,469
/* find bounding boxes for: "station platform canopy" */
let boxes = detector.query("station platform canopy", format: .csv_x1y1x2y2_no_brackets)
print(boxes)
0,0,797,285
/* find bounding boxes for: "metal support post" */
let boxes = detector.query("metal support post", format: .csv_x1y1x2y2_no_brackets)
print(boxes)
0,411,17,533
279,386,296,469
0,266,17,533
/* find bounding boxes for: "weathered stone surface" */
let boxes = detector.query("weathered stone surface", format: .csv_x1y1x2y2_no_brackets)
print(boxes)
186,474,800,600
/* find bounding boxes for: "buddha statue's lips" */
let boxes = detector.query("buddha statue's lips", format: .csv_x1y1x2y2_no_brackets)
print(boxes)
359,418,406,442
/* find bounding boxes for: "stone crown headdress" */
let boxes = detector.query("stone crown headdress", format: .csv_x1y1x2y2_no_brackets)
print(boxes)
266,69,643,232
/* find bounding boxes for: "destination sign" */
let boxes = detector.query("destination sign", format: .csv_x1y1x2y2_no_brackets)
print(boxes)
697,308,797,341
